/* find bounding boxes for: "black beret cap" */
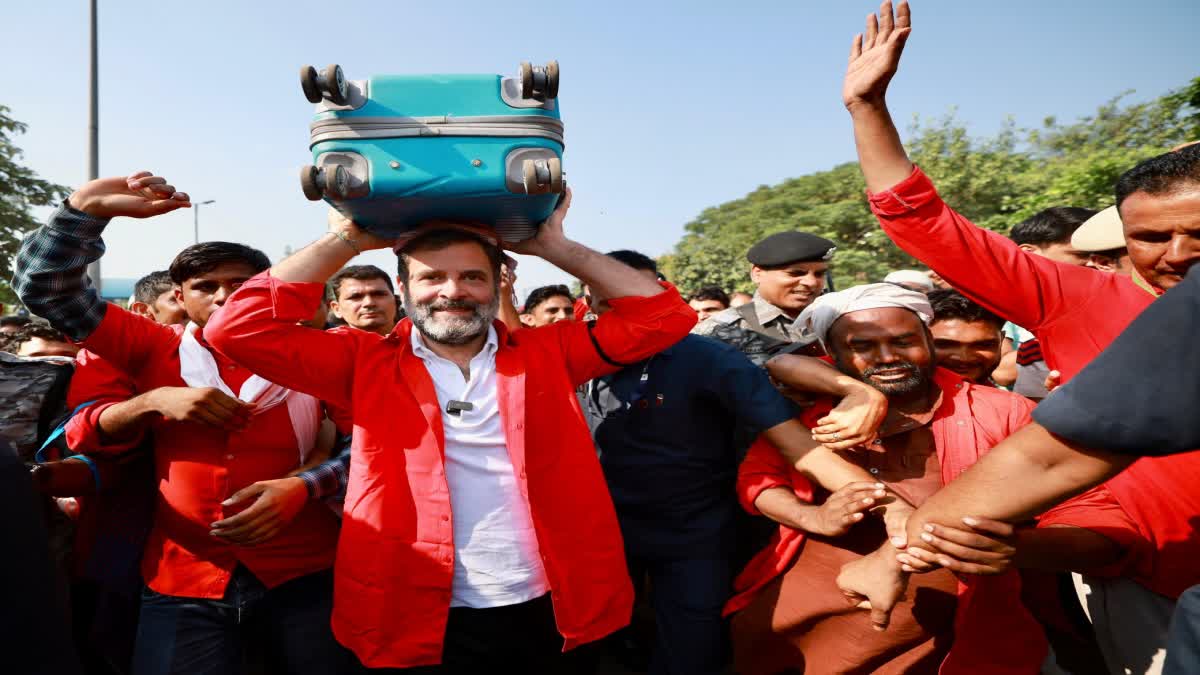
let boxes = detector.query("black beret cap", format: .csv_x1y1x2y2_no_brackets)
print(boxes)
747,231,836,267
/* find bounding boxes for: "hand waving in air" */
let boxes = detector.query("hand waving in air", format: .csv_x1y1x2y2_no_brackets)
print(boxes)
843,0,912,110
68,171,192,219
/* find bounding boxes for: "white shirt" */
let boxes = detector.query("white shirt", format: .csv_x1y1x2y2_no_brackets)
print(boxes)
411,326,550,608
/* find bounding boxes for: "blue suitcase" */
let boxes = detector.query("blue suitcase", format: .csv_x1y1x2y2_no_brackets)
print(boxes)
298,61,564,242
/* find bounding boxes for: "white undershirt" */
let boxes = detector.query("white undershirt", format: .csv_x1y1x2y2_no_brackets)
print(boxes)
411,326,550,608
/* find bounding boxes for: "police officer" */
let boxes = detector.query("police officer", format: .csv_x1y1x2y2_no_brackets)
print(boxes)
582,250,876,675
693,231,835,365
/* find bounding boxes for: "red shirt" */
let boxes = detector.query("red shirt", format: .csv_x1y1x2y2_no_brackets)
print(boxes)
205,272,697,669
868,166,1199,599
728,369,1046,675
868,166,1155,382
64,305,340,598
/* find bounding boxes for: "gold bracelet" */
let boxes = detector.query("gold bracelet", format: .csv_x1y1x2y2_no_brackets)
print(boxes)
331,229,361,255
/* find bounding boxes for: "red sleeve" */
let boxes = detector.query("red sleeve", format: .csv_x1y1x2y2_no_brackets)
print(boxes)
555,283,697,386
737,437,815,516
63,349,143,456
79,302,176,374
1037,484,1145,577
205,271,358,411
868,166,1106,332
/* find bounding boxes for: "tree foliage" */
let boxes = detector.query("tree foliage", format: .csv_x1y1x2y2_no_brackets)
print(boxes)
0,106,69,307
662,77,1200,293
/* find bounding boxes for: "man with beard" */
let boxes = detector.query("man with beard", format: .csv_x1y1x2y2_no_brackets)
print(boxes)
205,190,700,672
837,4,1200,670
726,283,1043,674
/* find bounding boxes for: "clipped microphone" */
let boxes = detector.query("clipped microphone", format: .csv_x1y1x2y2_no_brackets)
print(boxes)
446,400,474,416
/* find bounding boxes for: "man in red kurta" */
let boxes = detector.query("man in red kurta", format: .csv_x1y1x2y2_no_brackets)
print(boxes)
13,172,351,674
726,283,1044,675
837,3,1200,671
205,191,700,671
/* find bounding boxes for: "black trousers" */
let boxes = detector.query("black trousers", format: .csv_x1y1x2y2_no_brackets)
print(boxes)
360,594,595,674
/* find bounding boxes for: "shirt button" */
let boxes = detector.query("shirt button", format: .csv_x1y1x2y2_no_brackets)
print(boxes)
225,454,234,460
441,515,450,522
869,468,880,475
873,439,883,445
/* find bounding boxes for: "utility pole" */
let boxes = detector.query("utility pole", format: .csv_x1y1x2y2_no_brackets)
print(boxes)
84,0,102,296
193,200,215,244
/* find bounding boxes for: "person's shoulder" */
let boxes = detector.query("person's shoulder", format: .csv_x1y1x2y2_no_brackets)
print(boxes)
692,307,741,335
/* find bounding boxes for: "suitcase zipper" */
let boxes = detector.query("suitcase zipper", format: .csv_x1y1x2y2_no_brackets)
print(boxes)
310,115,564,147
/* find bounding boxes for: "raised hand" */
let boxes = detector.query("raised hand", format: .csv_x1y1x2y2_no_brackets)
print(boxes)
327,208,395,252
807,481,889,537
508,187,572,258
843,0,912,110
67,171,192,219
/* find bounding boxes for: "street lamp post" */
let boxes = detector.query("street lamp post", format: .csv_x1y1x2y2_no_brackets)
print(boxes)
193,200,215,244
85,0,102,296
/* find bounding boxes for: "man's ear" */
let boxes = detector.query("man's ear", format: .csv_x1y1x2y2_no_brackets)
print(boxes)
750,265,763,284
519,314,536,328
1017,243,1040,255
129,301,152,319
173,285,185,306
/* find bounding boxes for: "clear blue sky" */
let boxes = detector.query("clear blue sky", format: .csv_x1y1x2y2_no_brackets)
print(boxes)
5,0,1198,299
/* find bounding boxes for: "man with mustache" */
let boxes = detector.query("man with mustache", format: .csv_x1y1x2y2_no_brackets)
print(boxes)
838,4,1200,671
694,231,835,366
205,191,701,672
726,283,1043,674
327,264,399,336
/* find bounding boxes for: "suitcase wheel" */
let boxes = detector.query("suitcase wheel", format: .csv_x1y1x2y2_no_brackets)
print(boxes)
521,157,565,194
517,60,560,101
324,164,349,200
322,64,349,106
300,65,322,103
300,165,323,201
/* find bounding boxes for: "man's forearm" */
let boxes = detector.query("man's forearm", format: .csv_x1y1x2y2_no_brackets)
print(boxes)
848,100,914,194
764,421,877,490
755,486,822,532
12,204,111,341
269,234,358,284
905,423,1133,545
1012,526,1125,573
96,390,161,443
767,355,870,397
540,240,663,299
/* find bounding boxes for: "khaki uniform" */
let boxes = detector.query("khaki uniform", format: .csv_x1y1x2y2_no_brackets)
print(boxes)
692,293,805,367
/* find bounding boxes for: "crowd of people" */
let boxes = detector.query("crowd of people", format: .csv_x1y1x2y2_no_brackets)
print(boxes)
3,2,1200,674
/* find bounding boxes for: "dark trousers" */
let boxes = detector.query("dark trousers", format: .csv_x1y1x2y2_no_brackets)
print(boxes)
131,566,355,675
627,555,733,675
360,594,593,674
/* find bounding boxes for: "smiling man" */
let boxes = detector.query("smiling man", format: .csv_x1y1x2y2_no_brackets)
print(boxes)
694,231,835,366
925,289,1003,385
204,189,699,672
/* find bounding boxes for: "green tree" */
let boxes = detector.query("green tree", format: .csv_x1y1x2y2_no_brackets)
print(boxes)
663,76,1199,294
0,105,69,308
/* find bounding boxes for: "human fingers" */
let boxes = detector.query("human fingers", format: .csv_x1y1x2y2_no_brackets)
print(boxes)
864,11,879,49
925,523,1012,552
895,0,911,30
869,605,892,632
850,33,863,62
877,0,894,42
896,552,937,573
961,516,1015,537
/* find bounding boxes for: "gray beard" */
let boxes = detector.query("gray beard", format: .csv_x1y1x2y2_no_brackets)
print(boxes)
403,292,499,346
